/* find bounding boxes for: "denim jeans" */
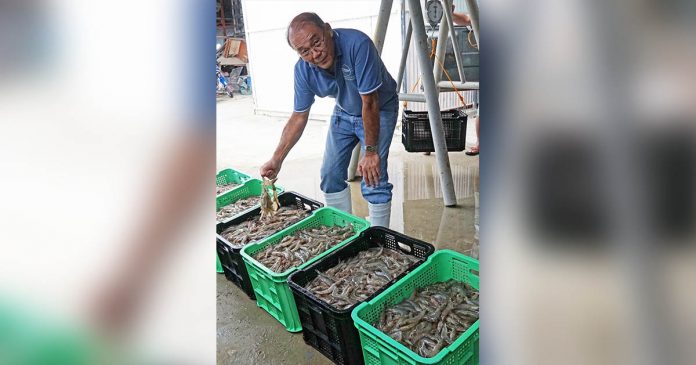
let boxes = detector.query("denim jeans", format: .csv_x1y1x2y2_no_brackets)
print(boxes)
320,106,398,204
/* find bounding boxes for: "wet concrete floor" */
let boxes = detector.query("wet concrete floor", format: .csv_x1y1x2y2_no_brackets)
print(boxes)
217,95,479,364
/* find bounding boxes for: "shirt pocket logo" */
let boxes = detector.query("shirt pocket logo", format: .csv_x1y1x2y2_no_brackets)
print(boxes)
341,64,356,81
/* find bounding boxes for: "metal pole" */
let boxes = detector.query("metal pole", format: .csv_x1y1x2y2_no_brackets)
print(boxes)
463,0,480,48
433,12,448,83
373,0,394,53
219,0,227,37
400,0,407,92
346,139,362,181
399,93,426,102
396,19,412,93
230,0,237,37
348,0,394,181
437,80,479,90
407,0,457,206
442,0,466,82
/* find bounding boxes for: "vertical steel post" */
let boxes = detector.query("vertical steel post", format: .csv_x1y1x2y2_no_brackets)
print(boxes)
373,0,394,53
407,0,457,206
442,0,466,82
433,11,448,83
396,19,412,93
463,0,480,48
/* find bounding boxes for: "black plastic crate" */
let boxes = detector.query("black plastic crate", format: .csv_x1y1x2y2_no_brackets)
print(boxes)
216,239,256,299
216,191,323,299
443,27,480,82
287,227,435,365
401,109,468,153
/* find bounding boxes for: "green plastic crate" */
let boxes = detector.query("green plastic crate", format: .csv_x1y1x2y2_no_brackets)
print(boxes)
215,179,285,218
215,168,252,196
216,254,223,273
241,207,370,332
215,168,252,273
352,250,480,365
215,179,284,272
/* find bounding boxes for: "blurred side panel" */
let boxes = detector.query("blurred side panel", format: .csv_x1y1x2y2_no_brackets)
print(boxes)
483,0,696,364
0,0,216,364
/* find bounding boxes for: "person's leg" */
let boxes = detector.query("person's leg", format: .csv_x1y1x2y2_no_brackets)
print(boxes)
321,108,359,213
466,112,480,155
355,109,398,227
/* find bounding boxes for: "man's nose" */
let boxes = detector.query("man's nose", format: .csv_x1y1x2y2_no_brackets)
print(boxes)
311,47,322,59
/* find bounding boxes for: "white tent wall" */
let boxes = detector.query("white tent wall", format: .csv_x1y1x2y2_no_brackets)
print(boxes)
242,0,403,121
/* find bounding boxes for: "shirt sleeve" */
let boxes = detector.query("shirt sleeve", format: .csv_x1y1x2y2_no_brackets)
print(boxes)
293,62,315,113
353,37,383,95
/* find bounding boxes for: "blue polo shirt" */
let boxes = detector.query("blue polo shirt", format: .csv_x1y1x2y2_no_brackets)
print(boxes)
293,28,398,116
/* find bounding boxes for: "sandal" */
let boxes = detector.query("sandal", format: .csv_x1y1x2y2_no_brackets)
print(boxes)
465,147,479,156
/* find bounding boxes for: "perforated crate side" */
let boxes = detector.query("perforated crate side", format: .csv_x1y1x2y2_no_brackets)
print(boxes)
240,207,368,333
287,227,435,365
215,179,285,219
215,168,251,186
352,250,480,365
401,109,468,153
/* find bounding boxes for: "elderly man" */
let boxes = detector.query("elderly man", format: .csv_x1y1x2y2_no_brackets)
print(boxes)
260,12,398,227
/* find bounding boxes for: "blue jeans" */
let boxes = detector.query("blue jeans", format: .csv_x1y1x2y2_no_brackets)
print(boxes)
320,106,398,204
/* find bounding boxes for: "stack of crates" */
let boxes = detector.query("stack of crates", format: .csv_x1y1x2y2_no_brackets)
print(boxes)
240,207,369,332
287,227,434,365
215,168,252,273
217,191,323,299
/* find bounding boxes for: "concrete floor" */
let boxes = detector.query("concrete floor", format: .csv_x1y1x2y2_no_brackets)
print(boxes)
216,94,479,364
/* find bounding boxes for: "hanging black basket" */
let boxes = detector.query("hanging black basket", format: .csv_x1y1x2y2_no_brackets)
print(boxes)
401,109,468,153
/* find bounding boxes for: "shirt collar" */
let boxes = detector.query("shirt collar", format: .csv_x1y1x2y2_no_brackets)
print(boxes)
333,30,342,58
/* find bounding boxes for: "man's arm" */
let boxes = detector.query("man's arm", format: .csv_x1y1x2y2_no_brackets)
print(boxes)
94,132,212,332
260,111,310,179
361,92,380,148
358,92,381,187
452,12,471,26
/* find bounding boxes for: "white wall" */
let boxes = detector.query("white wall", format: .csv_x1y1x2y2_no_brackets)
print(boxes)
242,0,403,120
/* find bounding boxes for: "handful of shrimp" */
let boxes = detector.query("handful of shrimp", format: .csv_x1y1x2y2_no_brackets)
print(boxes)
260,177,280,219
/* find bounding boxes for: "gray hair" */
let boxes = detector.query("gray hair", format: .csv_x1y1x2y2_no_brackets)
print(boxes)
286,12,325,49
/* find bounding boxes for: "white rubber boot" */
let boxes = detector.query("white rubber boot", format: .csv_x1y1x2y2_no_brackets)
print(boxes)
323,186,352,214
367,201,391,228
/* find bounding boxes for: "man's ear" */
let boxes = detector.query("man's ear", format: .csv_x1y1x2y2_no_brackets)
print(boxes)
325,23,333,34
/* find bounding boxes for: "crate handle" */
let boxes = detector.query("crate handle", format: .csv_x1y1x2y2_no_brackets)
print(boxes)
470,269,479,276
397,242,412,253
451,256,478,272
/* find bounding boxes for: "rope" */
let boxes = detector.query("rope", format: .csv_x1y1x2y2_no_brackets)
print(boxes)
433,53,466,107
402,34,467,109
468,30,478,50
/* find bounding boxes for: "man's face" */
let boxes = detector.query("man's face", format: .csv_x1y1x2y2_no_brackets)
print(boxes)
289,22,335,70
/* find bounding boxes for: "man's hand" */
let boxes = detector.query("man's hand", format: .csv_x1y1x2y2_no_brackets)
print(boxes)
260,159,281,179
357,152,380,187
451,5,472,26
